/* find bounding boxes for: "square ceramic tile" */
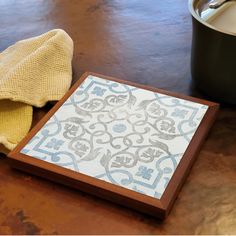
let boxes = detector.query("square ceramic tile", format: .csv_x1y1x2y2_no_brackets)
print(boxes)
21,75,208,199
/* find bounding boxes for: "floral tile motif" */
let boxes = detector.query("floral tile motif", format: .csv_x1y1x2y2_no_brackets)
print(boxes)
21,75,208,199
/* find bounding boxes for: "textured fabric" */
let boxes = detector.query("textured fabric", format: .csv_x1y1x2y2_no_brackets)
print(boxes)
0,29,73,154
0,29,73,107
0,100,32,153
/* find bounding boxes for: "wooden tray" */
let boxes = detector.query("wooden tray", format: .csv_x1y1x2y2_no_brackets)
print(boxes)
8,72,219,219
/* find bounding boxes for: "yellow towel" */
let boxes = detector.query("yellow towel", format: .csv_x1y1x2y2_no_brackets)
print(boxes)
0,29,73,154
0,100,32,153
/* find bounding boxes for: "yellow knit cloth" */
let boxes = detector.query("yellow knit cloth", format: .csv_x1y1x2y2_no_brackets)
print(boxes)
0,29,73,154
0,100,32,154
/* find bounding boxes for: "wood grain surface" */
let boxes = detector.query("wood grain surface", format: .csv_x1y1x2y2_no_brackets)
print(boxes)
0,0,236,234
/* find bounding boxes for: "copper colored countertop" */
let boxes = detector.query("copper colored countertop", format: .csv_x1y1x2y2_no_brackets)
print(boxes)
0,0,236,234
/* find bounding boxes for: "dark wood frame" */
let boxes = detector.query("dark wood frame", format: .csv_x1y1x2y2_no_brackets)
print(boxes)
8,72,219,219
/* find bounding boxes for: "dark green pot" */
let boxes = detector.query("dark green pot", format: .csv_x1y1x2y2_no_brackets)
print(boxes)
189,0,236,104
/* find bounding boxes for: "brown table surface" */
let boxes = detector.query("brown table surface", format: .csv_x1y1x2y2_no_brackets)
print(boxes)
0,0,236,234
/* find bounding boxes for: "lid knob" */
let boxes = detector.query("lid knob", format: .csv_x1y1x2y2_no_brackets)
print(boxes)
209,0,229,8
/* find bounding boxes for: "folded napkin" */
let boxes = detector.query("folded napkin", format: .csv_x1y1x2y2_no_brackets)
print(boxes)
0,29,73,154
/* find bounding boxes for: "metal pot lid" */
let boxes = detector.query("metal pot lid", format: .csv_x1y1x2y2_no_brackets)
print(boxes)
189,0,236,35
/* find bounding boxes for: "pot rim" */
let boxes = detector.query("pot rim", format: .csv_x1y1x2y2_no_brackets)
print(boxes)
188,0,236,36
